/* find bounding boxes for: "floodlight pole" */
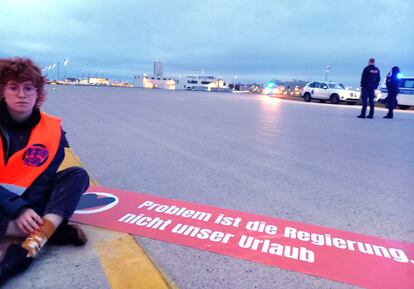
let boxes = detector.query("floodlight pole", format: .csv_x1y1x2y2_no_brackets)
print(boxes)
233,74,237,90
57,62,60,80
325,65,331,81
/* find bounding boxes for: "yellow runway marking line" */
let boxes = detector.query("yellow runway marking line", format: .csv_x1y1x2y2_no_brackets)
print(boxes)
60,148,177,289
97,234,174,289
59,148,98,185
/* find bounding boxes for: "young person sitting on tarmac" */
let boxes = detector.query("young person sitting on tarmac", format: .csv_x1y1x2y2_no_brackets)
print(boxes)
0,57,89,285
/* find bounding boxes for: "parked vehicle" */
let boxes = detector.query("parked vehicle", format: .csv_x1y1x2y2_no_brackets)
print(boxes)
302,81,360,104
378,76,414,110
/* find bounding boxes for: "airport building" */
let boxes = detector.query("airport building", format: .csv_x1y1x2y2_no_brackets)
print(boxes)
134,61,230,91
134,61,176,90
176,75,229,92
79,77,110,85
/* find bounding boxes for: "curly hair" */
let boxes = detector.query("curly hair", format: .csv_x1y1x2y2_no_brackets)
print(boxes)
0,57,46,108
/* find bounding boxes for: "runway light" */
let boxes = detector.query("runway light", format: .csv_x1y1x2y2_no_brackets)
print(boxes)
262,88,272,95
265,81,276,89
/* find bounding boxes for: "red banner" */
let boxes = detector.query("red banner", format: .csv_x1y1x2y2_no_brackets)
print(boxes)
72,186,414,289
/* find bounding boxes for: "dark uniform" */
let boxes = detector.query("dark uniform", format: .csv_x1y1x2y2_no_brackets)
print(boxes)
359,64,380,118
384,68,401,118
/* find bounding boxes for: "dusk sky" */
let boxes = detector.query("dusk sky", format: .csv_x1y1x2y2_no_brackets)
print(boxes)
1,0,413,87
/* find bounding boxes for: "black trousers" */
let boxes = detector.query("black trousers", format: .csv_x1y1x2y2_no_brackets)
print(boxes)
0,167,89,237
386,93,398,117
42,167,90,218
360,88,376,117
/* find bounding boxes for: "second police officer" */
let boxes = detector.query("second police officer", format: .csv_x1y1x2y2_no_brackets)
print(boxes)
358,58,381,119
384,66,401,119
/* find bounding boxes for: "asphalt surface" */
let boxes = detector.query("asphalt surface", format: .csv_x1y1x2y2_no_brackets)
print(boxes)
41,85,413,289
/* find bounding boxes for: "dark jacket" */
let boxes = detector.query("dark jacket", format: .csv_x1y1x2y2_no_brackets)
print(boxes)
0,101,68,218
386,72,400,95
361,64,381,90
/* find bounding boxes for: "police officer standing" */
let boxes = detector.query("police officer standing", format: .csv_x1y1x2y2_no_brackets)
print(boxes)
358,58,381,119
384,66,401,119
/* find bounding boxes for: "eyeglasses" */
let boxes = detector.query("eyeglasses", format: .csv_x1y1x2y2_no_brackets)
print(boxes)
5,84,37,96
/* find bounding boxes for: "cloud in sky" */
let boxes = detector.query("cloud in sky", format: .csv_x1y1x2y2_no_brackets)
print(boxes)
1,0,413,86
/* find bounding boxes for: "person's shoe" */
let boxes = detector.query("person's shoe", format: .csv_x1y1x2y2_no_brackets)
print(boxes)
48,222,87,246
357,115,365,119
0,244,33,286
383,115,393,119
367,115,373,119
0,237,24,262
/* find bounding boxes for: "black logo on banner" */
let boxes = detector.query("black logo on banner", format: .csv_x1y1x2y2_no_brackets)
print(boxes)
74,192,119,214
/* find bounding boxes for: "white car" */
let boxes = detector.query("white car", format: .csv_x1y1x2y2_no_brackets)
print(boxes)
302,81,360,104
378,76,414,110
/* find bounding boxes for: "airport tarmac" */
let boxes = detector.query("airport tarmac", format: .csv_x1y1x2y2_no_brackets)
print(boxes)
7,85,413,289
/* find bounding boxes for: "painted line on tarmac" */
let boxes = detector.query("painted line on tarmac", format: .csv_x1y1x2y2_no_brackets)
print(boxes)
97,234,174,289
61,148,177,289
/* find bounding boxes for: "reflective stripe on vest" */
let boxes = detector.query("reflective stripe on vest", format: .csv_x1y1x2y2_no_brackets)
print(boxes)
0,112,61,196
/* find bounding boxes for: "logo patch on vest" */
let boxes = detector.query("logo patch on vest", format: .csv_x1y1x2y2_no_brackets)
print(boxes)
23,144,49,167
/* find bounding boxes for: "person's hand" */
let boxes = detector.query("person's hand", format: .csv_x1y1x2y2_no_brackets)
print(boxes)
15,208,43,234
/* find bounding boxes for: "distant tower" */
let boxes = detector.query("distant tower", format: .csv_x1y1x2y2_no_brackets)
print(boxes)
154,60,164,77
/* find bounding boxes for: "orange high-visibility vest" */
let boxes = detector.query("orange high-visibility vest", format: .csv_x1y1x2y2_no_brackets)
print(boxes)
0,112,61,196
